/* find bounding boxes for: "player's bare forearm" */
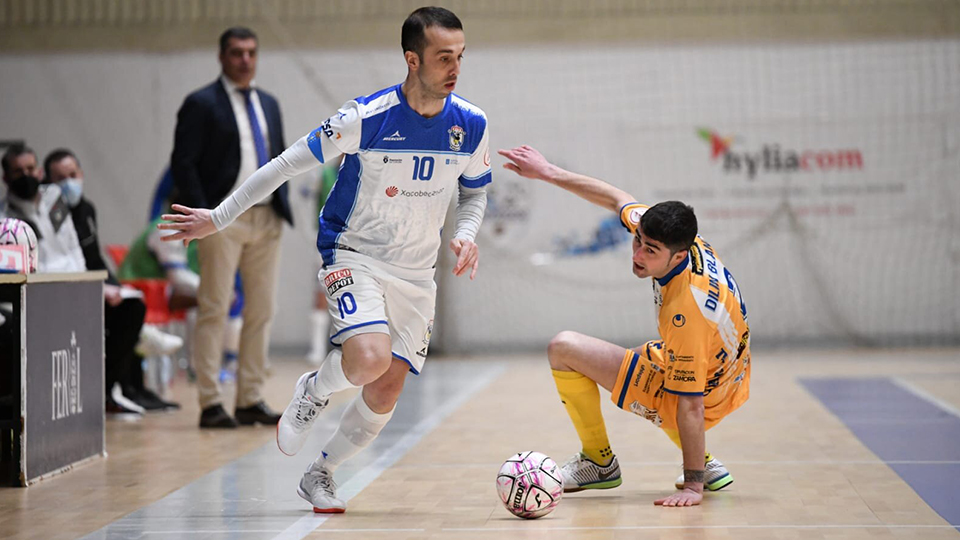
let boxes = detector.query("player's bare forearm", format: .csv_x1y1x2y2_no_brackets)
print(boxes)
547,168,636,214
654,394,705,506
676,394,706,493
498,146,635,213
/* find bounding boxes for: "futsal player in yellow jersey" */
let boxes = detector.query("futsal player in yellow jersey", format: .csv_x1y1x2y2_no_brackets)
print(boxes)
499,145,751,507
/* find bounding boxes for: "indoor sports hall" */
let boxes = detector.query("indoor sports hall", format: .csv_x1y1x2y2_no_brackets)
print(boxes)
1,1,958,539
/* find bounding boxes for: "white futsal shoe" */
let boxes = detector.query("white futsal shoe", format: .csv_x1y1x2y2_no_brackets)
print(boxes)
560,452,622,493
298,464,346,513
674,457,734,491
277,371,329,456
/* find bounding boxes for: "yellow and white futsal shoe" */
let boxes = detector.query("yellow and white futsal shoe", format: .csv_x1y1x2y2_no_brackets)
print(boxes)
674,457,734,491
560,452,623,493
277,371,328,456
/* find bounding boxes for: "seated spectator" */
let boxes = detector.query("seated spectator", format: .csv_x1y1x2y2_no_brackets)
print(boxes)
119,208,244,382
43,148,182,412
121,209,202,306
2,144,85,273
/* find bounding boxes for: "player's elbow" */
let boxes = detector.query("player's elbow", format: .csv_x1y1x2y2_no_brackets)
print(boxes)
612,193,637,213
676,394,704,418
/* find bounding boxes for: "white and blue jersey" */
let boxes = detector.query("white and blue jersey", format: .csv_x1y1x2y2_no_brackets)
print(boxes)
305,84,492,270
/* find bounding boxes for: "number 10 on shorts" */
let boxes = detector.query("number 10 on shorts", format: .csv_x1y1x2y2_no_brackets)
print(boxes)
337,292,358,319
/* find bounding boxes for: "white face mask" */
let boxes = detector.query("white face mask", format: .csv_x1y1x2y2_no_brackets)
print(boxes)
59,178,83,208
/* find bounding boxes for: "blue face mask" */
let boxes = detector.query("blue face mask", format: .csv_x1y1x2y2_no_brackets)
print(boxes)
59,178,83,208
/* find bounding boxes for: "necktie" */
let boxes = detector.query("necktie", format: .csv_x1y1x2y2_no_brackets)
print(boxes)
239,88,270,167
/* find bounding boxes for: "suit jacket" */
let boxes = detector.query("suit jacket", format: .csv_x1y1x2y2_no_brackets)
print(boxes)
170,79,293,225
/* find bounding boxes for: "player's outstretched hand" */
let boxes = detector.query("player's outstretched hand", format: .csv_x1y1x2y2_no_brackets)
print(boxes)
157,204,217,246
497,145,560,182
654,488,703,507
449,238,479,280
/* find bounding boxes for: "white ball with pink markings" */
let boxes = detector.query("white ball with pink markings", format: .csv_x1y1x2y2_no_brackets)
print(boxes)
496,451,563,519
0,218,38,273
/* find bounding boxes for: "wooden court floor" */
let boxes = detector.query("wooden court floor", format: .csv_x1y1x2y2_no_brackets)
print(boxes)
2,347,959,540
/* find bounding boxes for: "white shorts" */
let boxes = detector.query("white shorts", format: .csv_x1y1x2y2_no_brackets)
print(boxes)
320,251,436,375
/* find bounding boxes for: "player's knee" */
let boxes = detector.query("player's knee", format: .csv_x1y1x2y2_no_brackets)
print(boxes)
343,348,392,385
353,353,392,381
547,331,581,369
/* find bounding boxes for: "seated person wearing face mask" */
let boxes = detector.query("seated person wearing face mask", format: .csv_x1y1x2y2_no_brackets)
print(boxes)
40,148,182,412
2,144,138,412
2,144,86,273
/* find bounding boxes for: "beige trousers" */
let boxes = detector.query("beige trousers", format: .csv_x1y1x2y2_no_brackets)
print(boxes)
195,206,282,410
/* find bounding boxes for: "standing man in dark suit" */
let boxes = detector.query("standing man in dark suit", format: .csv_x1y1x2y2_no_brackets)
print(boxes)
171,27,293,428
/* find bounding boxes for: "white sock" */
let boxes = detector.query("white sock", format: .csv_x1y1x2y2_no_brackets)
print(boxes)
312,394,394,472
307,310,330,364
306,349,356,399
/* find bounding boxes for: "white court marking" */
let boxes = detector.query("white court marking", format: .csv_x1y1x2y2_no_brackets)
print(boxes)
388,460,960,469
443,525,960,532
270,363,507,540
143,529,425,535
892,377,960,420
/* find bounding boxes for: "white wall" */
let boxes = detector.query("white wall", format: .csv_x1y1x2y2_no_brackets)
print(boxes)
1,39,958,350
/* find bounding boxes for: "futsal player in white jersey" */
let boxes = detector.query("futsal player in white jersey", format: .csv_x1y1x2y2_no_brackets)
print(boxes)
160,7,491,513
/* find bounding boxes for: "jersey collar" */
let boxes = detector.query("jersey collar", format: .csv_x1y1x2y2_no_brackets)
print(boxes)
395,83,451,128
655,253,689,287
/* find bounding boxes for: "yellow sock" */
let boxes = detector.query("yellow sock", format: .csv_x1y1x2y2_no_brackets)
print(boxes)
552,370,612,465
662,428,713,465
663,428,682,449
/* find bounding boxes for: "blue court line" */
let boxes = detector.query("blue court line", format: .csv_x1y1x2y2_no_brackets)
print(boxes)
79,360,506,540
800,377,960,531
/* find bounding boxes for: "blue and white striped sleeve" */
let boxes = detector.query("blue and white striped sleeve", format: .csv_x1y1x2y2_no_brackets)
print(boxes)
459,123,492,189
210,135,320,230
211,102,365,231
306,100,362,161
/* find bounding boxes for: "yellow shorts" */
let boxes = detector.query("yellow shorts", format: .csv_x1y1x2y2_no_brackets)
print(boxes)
611,340,749,430
610,340,668,427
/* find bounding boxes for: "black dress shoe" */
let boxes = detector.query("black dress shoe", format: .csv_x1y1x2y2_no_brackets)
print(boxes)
199,404,239,428
235,401,282,426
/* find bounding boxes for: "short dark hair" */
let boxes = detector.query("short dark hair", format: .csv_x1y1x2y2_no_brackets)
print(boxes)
219,26,258,54
43,148,79,182
401,7,463,59
2,143,36,176
639,201,698,254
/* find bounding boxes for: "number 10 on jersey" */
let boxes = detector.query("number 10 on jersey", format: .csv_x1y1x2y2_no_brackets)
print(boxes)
412,156,434,181
337,292,357,319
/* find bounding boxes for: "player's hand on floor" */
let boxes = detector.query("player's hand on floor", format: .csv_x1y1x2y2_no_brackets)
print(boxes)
158,204,217,246
654,488,703,507
449,238,479,280
498,145,558,181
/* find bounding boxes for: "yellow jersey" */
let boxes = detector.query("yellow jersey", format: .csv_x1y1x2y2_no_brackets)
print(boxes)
620,203,751,427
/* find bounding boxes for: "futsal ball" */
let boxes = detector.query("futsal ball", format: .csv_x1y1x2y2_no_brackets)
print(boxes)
496,451,563,519
0,218,38,273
